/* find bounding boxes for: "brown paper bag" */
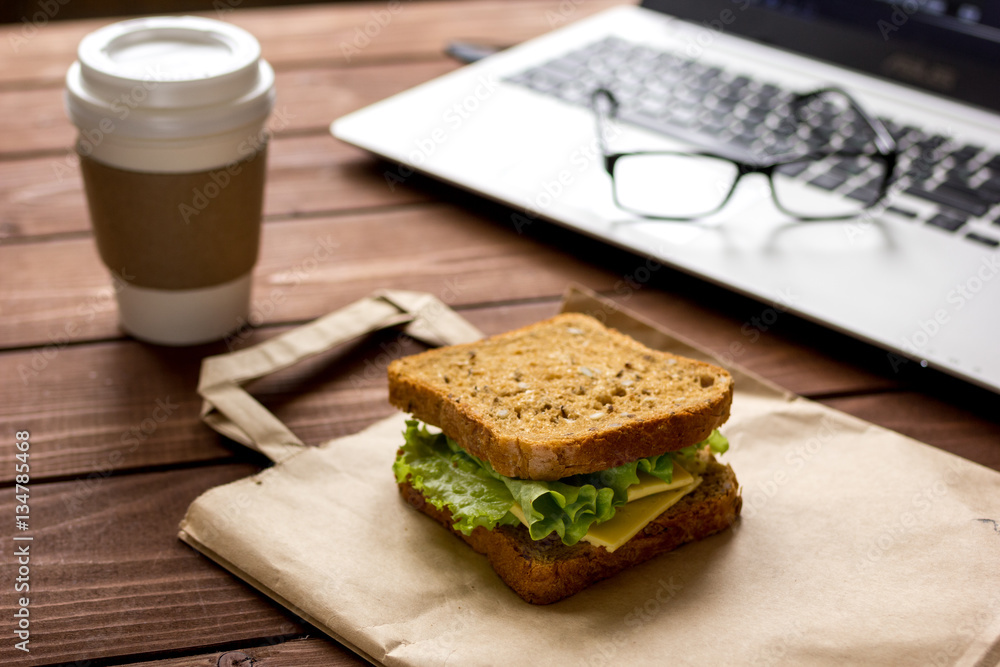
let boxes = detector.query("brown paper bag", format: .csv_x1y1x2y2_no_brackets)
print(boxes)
180,286,1000,666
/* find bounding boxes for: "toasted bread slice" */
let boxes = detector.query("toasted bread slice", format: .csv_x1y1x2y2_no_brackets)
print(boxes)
388,313,733,480
398,458,741,604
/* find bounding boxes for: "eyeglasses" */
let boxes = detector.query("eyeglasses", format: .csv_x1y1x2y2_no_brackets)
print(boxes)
591,86,899,221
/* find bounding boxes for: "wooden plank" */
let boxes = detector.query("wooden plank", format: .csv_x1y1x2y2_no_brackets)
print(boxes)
0,202,622,349
0,59,457,158
117,638,366,667
0,464,314,667
0,0,625,88
0,136,430,241
261,137,433,221
821,391,1000,472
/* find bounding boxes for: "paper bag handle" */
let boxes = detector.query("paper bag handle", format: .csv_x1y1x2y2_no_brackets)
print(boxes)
197,289,483,463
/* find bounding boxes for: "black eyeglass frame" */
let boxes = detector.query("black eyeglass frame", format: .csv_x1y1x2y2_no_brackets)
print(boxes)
592,86,899,222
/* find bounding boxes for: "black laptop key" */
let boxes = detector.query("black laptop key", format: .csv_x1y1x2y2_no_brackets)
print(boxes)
809,170,848,191
846,186,880,204
758,83,780,98
698,67,723,84
911,139,945,162
759,94,792,113
835,157,869,175
842,135,873,153
949,144,981,163
883,120,917,142
966,232,1000,248
776,161,811,177
937,182,993,213
888,205,918,218
706,107,734,125
976,176,1000,204
905,165,934,183
856,174,885,190
743,107,769,125
615,110,738,153
702,94,731,113
981,172,1000,188
953,176,1000,204
905,184,991,217
984,155,1000,173
946,164,977,182
719,92,745,108
924,134,948,148
927,213,967,232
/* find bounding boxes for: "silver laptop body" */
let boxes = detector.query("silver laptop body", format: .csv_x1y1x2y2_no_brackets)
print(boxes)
333,3,1000,394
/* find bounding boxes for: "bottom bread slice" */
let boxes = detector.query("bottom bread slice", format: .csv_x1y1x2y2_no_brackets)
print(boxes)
398,459,742,604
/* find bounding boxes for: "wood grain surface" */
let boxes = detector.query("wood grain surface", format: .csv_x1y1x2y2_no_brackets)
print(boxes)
0,0,997,665
118,638,368,667
0,465,302,666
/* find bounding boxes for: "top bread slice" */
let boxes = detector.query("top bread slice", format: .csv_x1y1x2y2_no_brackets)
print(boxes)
387,313,733,480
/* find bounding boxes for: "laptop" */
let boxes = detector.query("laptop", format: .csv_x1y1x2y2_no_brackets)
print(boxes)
332,0,1000,395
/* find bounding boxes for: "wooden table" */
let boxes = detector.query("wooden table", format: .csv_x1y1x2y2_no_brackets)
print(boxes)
1,1,998,664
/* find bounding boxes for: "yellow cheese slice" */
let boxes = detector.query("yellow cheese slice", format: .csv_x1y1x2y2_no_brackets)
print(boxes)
627,466,695,501
507,463,702,553
508,502,529,525
581,477,701,552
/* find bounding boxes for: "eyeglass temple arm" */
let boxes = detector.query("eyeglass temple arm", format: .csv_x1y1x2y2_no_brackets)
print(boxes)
591,88,620,172
791,86,897,155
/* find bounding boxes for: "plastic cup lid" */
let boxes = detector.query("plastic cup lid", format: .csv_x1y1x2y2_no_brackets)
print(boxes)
66,16,275,140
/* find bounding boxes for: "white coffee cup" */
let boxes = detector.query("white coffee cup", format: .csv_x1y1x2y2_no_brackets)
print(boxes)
66,16,276,345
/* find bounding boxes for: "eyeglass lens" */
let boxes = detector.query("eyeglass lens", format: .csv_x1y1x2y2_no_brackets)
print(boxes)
613,153,739,218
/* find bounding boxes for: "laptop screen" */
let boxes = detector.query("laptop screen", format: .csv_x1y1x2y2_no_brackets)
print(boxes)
642,0,1000,112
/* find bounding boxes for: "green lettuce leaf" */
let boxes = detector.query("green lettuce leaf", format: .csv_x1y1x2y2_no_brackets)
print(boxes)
394,420,728,546
393,420,519,533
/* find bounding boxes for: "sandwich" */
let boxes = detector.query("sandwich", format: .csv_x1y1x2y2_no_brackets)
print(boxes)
388,312,741,604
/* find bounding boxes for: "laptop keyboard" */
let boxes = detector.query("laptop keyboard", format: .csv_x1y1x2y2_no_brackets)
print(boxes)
505,36,1000,248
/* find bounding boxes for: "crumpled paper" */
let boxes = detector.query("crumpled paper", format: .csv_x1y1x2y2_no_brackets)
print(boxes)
179,286,1000,666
